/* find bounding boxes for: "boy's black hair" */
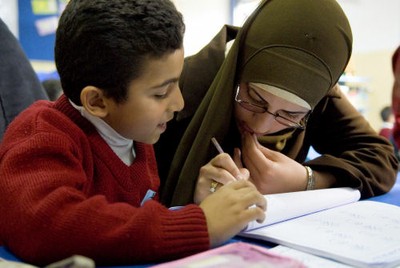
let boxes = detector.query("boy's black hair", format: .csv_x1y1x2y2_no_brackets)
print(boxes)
55,0,185,105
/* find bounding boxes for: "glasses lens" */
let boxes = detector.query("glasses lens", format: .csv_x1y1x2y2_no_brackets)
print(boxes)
275,116,300,128
236,86,307,129
238,102,266,113
236,87,265,113
275,111,306,129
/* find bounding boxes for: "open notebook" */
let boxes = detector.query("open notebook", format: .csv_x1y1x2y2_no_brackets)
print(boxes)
239,187,400,268
243,187,360,231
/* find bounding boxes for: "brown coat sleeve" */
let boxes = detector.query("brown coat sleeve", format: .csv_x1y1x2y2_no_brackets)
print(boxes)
304,85,398,198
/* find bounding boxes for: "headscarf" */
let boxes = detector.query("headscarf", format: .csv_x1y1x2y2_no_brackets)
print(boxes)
164,0,353,206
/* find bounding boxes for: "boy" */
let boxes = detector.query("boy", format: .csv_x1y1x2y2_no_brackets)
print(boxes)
0,0,266,266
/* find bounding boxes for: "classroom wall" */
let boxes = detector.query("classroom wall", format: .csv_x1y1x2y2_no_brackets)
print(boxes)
173,0,231,57
2,0,400,130
18,0,65,62
337,0,400,130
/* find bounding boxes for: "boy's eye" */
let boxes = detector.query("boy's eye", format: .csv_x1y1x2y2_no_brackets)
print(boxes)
154,87,170,99
154,93,168,99
153,82,176,99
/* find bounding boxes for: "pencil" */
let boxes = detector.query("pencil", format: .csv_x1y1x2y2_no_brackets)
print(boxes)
211,137,224,154
210,137,224,192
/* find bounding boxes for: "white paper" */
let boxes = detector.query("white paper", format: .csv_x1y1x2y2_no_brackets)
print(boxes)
242,201,400,268
245,187,361,231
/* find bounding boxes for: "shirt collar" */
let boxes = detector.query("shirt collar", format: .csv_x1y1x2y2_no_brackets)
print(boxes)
70,100,135,165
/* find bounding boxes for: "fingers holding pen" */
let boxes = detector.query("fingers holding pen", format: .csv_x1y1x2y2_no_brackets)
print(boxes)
206,153,248,182
216,180,267,223
212,137,249,182
194,137,251,204
200,180,267,247
233,147,250,179
231,180,267,214
195,153,242,204
198,138,267,247
225,175,267,225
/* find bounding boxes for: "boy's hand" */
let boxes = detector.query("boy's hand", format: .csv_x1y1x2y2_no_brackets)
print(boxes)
194,153,249,204
199,180,266,247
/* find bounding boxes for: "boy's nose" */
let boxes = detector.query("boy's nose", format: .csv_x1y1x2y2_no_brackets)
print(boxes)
171,86,184,112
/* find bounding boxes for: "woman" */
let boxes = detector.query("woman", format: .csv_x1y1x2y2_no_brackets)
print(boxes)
155,0,398,206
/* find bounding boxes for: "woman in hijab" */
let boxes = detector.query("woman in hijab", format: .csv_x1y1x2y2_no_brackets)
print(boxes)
155,0,398,206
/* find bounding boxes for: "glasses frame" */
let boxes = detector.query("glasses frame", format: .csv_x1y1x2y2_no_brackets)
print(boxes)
234,86,310,130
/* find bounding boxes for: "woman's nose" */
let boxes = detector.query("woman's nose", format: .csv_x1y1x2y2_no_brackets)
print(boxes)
250,112,276,134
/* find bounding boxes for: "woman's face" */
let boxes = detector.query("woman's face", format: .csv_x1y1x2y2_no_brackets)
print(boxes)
234,83,310,136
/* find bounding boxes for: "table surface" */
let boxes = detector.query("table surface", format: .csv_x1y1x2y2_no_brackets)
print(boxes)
1,175,399,268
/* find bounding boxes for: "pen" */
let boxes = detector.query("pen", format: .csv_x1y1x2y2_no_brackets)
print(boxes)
210,137,224,193
211,137,243,182
211,137,224,154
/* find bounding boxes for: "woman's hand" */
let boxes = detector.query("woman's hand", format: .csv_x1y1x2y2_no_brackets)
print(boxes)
194,153,250,204
240,132,308,194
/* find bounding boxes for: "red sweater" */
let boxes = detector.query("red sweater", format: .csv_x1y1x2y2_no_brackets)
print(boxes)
0,96,209,266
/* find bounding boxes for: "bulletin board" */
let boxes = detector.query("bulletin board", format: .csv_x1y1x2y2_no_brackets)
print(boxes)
18,0,68,61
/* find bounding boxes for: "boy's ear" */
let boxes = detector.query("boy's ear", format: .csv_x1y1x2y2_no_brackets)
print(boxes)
80,86,109,118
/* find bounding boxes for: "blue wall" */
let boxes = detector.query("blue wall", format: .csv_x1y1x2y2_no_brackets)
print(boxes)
18,0,66,61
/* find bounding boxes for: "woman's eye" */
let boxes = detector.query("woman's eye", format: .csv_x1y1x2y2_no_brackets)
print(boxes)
278,111,300,120
253,98,265,105
248,91,265,104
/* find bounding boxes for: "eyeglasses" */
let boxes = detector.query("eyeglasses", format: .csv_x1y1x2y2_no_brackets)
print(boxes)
234,86,310,129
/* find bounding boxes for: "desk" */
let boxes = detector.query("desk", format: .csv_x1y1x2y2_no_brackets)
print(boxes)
1,178,399,268
369,178,400,206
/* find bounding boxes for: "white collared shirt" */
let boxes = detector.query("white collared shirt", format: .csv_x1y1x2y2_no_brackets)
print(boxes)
70,100,135,165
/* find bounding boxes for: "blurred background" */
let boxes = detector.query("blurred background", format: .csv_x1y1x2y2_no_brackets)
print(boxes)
1,0,399,131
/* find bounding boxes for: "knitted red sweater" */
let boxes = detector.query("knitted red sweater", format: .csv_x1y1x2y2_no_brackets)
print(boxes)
0,96,209,266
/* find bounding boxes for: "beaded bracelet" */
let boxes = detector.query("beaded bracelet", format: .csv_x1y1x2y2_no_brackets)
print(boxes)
304,166,315,190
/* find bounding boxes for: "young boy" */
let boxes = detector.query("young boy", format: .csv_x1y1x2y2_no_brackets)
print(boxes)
0,0,266,266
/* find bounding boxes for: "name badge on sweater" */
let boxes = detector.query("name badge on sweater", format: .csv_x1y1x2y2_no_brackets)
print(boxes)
140,189,156,206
